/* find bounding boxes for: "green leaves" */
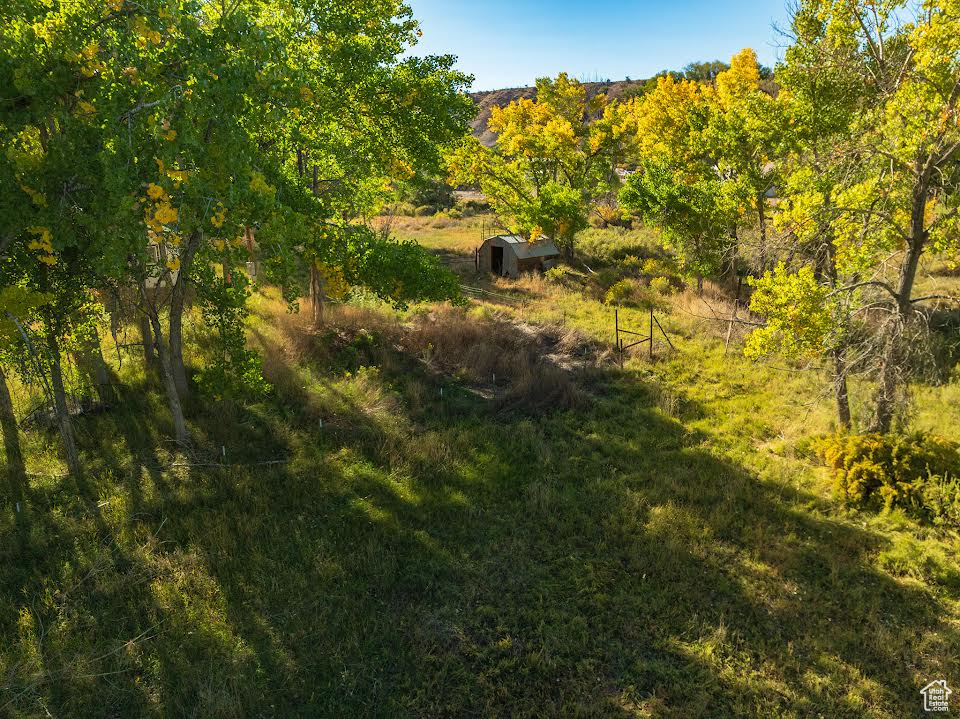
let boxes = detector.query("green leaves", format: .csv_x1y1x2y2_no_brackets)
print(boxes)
450,73,632,256
0,0,473,405
745,264,838,360
620,160,734,280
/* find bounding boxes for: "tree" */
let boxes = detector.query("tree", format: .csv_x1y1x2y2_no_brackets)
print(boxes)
449,73,634,259
746,22,872,430
620,160,734,291
1,0,473,449
621,51,784,289
620,73,738,288
0,286,46,521
752,0,960,432
682,60,730,83
704,49,785,274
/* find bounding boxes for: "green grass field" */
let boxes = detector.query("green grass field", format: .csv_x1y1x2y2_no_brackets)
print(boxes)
1,219,958,717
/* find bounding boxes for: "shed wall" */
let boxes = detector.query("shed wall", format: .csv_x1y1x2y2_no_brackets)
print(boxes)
480,237,519,277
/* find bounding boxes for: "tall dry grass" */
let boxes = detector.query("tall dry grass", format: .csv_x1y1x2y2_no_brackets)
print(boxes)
255,294,598,413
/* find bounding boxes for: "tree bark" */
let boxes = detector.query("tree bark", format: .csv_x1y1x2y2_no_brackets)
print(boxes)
150,308,190,445
46,330,83,480
309,263,324,328
168,231,201,399
871,183,927,433
0,365,27,516
756,194,768,274
139,282,190,445
76,330,116,405
139,312,157,370
832,347,852,431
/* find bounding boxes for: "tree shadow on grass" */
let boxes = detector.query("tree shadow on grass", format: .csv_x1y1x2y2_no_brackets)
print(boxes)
1,328,957,718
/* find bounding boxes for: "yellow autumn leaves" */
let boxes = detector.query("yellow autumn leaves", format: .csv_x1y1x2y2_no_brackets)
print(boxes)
314,262,350,300
142,181,183,272
209,202,227,229
142,180,181,270
249,170,276,198
134,17,162,48
26,227,56,266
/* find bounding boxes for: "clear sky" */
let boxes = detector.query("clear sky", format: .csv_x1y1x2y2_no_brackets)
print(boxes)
407,0,791,91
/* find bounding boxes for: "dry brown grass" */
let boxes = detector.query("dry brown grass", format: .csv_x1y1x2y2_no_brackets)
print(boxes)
397,306,599,411
671,282,758,345
254,292,599,414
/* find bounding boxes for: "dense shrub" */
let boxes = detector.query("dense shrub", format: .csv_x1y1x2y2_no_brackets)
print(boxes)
604,280,635,306
576,227,661,266
382,201,417,216
603,279,669,310
814,432,960,525
544,265,573,283
650,276,674,296
642,257,678,277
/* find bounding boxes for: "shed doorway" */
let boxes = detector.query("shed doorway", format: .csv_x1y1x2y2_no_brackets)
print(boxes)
491,246,504,276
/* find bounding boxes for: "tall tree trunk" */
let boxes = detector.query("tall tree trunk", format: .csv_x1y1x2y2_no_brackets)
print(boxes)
309,263,324,328
150,308,190,445
168,231,201,399
816,206,850,432
871,185,927,433
727,224,740,292
139,282,190,445
76,330,116,405
832,347,852,431
0,365,27,517
139,312,157,370
756,194,768,274
46,330,82,480
871,325,902,434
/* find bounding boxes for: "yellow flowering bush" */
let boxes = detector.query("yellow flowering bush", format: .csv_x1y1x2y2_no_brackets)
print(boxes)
814,432,960,524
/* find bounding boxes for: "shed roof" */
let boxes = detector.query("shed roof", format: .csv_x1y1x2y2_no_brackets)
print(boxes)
488,234,561,260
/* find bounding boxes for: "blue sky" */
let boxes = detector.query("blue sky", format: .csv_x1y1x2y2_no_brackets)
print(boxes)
407,0,791,91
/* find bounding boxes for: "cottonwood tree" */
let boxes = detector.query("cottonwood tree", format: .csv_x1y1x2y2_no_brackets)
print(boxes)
1,0,472,449
619,73,738,288
749,0,960,432
621,51,783,288
256,5,473,326
704,49,785,273
449,73,635,258
0,287,46,519
743,20,871,430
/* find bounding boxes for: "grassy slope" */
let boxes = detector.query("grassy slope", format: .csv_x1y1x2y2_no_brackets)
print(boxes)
1,220,958,718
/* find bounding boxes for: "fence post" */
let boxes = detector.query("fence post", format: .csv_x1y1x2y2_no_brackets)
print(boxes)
724,300,739,356
649,307,654,360
615,309,620,367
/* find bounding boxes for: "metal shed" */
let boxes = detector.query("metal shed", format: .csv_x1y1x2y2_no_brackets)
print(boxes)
477,234,561,278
